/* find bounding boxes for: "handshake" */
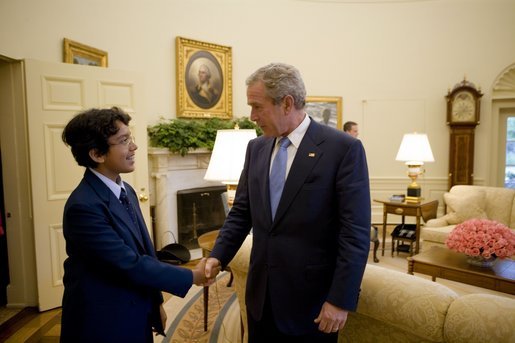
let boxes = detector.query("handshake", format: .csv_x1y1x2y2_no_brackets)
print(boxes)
191,257,222,286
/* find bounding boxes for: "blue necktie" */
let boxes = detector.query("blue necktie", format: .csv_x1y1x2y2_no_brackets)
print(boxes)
270,137,291,220
120,188,138,226
120,188,150,253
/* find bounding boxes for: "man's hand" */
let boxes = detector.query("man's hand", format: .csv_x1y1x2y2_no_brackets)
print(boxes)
314,301,348,333
204,257,222,286
192,258,207,286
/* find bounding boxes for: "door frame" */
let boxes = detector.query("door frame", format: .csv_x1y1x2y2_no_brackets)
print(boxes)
0,57,151,309
0,59,38,307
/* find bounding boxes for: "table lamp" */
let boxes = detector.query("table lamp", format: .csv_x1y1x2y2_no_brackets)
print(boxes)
204,128,257,207
395,133,434,203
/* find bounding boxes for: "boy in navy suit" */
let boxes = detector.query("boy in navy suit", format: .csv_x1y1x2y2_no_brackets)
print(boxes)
61,107,207,342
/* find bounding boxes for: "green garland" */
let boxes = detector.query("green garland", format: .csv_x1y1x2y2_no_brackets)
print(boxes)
147,117,262,156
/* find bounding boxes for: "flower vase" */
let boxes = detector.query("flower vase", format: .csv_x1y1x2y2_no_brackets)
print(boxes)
466,255,496,268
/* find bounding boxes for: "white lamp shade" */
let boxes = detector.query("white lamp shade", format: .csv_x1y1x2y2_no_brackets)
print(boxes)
395,133,434,164
204,129,257,184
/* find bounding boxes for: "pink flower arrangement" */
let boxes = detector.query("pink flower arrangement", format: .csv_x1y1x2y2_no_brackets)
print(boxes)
446,219,515,259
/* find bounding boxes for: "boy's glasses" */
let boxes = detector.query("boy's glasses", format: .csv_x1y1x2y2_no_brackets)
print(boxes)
110,135,136,146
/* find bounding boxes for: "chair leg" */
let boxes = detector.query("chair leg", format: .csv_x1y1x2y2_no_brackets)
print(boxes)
203,285,208,331
240,313,245,341
373,239,379,263
227,270,234,287
371,226,379,263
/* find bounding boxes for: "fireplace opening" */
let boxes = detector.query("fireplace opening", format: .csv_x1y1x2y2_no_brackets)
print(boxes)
177,185,227,250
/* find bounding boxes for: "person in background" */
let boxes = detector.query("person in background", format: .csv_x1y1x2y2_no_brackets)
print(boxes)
205,63,371,342
321,108,331,125
60,107,207,342
343,121,359,138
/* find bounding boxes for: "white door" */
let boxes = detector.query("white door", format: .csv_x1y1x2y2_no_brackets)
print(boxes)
23,59,150,311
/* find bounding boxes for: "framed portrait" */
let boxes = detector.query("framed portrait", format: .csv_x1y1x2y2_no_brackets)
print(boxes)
176,37,232,119
305,96,343,130
63,38,108,67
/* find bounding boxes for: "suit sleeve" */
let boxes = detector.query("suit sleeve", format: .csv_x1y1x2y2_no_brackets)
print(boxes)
327,139,371,311
63,199,193,298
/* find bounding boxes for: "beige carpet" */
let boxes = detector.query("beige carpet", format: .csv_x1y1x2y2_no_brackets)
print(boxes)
156,272,242,343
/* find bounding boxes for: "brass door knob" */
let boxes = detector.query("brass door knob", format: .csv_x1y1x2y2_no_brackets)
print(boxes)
139,188,149,202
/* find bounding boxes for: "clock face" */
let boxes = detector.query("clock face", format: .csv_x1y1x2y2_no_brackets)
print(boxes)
451,91,475,122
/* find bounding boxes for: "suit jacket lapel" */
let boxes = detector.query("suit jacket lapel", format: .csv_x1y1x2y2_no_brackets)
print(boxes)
272,120,324,226
111,194,147,251
84,170,147,253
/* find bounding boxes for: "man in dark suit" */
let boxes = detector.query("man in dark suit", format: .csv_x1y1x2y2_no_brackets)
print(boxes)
205,63,371,342
60,107,207,342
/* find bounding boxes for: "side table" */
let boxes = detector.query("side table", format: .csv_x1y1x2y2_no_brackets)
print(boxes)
373,199,438,256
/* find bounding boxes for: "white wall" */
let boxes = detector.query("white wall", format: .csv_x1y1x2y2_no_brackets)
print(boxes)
1,0,514,198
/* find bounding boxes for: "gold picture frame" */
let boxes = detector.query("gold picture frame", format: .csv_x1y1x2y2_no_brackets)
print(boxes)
63,38,108,67
176,37,232,119
305,96,343,130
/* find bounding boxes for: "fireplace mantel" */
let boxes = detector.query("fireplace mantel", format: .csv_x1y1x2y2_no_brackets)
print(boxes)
148,147,221,251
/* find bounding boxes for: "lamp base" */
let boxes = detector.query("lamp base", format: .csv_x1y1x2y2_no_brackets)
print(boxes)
405,196,422,204
406,185,422,203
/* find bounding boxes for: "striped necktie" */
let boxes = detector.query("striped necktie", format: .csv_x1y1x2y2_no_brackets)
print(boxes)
269,137,291,220
120,188,138,225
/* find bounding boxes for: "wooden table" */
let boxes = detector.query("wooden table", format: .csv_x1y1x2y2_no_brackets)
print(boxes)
408,246,515,295
197,230,219,332
197,229,233,331
374,198,438,256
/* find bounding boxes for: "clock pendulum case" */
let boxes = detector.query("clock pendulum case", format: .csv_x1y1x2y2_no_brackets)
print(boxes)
446,78,483,189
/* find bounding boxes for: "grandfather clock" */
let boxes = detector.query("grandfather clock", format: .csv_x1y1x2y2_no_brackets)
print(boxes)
446,78,483,189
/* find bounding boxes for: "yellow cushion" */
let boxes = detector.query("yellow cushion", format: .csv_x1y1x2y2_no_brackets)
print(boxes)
444,191,487,224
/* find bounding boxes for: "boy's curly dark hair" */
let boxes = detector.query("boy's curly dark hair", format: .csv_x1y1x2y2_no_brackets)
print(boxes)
62,107,131,168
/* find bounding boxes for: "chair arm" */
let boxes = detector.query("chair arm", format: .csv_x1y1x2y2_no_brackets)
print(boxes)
425,214,453,227
444,294,515,343
355,264,457,342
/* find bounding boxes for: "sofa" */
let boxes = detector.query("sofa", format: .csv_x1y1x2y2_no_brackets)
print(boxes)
421,185,515,251
229,235,515,343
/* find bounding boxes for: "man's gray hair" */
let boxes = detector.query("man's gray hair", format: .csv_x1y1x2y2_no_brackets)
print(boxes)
246,63,306,110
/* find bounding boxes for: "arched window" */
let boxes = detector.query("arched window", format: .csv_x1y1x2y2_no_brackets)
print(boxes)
504,116,515,188
492,63,515,188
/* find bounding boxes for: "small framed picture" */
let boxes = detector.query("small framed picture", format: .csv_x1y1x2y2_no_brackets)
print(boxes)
176,37,232,119
305,96,343,130
63,38,108,67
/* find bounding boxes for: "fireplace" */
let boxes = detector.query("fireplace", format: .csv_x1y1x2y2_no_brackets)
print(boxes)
148,147,224,258
177,186,226,250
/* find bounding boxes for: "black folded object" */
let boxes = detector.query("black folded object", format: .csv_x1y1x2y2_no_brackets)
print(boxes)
156,243,191,265
391,224,417,239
